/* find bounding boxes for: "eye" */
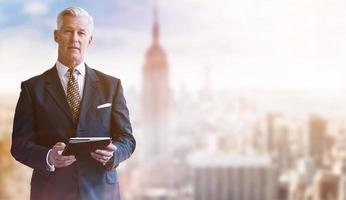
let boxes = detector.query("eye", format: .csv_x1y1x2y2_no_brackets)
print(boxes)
78,31,86,36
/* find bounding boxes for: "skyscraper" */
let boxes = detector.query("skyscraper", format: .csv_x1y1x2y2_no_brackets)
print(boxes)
189,154,277,200
141,7,171,157
308,115,327,166
266,113,279,153
312,170,339,200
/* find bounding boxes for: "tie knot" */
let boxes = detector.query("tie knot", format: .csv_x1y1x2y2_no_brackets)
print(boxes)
68,68,78,80
68,68,75,74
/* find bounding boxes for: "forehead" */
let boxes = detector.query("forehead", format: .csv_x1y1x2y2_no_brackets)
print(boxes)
60,15,90,30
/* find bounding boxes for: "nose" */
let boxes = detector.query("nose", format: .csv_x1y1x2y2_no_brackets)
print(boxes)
70,31,79,43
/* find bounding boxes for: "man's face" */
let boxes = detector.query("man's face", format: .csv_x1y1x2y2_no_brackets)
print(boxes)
54,15,93,67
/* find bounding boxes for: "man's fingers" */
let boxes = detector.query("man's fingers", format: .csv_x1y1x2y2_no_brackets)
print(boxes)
55,155,75,162
56,142,66,147
91,152,105,160
55,158,76,168
91,152,109,163
95,149,113,157
53,142,66,151
89,144,116,165
54,156,76,165
105,144,117,151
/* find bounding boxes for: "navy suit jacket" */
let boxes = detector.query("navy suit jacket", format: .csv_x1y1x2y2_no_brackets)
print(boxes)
11,65,136,200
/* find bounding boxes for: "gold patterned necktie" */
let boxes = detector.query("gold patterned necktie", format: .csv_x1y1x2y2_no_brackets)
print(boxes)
67,68,81,123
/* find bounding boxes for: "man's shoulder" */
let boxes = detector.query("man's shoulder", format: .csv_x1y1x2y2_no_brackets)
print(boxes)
22,67,54,86
88,66,120,83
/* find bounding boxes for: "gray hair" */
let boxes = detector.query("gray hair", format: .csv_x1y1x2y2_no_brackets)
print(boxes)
57,7,94,35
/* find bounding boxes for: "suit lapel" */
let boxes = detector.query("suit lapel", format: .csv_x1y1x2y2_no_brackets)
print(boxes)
45,66,74,122
78,65,99,127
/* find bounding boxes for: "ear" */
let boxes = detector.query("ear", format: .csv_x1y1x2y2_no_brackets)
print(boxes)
88,35,93,46
54,30,58,42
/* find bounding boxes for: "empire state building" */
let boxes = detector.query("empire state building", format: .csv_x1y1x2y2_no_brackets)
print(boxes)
141,8,171,157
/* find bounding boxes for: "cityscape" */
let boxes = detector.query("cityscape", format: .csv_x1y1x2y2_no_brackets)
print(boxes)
1,1,346,200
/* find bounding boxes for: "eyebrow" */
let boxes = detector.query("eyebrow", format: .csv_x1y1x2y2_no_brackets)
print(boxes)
63,26,87,32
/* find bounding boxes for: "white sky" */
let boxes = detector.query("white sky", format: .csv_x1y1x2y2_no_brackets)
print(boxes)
1,0,346,95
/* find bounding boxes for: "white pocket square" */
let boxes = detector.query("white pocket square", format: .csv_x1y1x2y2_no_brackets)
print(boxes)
97,103,112,109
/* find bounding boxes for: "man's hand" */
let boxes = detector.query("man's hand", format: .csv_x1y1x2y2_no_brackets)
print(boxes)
91,143,116,165
48,142,76,168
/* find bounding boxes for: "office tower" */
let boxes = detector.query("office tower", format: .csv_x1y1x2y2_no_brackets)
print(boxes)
266,113,280,153
312,170,338,200
141,7,171,157
189,154,277,200
308,115,326,166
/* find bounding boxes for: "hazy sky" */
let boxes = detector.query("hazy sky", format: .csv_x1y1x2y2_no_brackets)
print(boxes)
1,0,346,95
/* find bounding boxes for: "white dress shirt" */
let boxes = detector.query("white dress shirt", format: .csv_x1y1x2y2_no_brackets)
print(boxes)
55,60,86,97
46,60,86,171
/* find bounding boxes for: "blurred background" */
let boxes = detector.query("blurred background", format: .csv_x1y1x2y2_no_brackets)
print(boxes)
1,0,346,199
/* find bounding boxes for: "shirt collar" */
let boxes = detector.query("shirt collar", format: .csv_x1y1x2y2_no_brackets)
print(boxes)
55,60,86,78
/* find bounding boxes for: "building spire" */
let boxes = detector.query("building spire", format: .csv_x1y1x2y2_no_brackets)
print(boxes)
152,5,159,45
142,4,171,159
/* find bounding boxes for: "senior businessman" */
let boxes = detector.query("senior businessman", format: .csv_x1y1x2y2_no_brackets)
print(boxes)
11,6,136,200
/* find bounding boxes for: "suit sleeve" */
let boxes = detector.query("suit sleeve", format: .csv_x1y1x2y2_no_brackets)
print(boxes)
11,82,50,171
108,79,136,169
